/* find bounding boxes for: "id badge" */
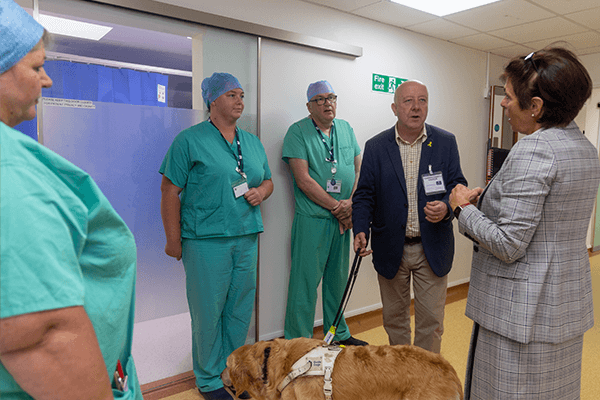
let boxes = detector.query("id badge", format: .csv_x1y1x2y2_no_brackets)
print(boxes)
422,172,446,195
232,178,249,198
327,179,341,193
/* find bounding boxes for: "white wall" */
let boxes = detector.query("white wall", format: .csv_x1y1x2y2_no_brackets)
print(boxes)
133,0,509,384
256,15,492,341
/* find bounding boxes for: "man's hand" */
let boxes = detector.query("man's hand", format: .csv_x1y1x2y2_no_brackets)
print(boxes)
338,216,352,234
424,200,448,223
353,232,373,257
331,199,352,220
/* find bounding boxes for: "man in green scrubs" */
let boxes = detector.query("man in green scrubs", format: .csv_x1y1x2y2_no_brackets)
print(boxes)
282,80,367,346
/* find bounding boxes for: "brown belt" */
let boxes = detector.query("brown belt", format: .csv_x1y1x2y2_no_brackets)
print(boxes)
404,236,422,245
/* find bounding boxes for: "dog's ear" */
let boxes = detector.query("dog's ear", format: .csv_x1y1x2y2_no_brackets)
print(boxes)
230,341,271,399
228,344,258,394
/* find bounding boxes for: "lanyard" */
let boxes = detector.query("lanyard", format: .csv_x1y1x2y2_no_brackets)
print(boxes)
209,118,245,178
311,119,337,175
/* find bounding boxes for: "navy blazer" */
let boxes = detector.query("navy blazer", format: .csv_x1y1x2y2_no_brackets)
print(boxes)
353,124,467,279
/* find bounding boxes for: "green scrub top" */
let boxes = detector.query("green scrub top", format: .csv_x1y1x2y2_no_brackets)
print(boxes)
282,117,360,219
160,120,271,239
0,123,141,399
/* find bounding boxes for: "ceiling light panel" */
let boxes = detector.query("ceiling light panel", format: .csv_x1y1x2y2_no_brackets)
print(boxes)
389,0,502,17
39,14,113,41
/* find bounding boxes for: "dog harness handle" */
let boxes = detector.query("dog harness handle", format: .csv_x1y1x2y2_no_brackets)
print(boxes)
277,345,343,400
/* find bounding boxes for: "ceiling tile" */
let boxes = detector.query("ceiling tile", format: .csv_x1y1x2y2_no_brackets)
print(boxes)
450,33,515,52
577,45,600,56
565,7,600,30
444,0,555,33
300,0,382,13
288,0,600,59
490,17,588,43
407,19,479,40
351,1,437,28
524,31,600,53
528,0,600,14
487,43,533,58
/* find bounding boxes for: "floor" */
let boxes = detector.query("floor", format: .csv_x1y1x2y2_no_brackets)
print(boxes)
144,254,600,400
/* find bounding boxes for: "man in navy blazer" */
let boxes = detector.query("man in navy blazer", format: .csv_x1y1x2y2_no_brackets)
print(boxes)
353,81,466,352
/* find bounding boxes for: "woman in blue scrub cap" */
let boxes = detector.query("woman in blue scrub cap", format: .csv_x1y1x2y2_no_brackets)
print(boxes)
160,72,273,400
0,1,142,399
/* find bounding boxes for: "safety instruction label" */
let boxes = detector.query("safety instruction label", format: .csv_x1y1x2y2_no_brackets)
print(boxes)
43,98,96,109
372,74,407,94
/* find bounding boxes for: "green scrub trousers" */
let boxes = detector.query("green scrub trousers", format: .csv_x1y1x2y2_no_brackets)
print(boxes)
284,213,351,341
182,234,257,392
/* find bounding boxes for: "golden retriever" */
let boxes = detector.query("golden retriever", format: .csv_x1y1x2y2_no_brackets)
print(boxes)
222,337,463,400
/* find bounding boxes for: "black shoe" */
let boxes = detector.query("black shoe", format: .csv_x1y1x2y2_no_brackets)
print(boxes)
199,387,234,400
337,336,368,346
237,391,252,399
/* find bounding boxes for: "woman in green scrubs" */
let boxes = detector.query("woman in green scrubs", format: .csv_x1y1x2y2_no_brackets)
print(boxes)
160,72,273,400
0,1,142,398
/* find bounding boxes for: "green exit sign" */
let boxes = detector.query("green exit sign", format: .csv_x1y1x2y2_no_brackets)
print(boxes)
372,74,407,94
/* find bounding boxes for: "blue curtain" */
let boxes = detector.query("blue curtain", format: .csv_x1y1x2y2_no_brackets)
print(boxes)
13,61,172,139
42,60,168,107
13,118,37,141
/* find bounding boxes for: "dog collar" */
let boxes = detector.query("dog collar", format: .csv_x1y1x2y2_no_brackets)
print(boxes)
262,346,271,384
277,344,343,400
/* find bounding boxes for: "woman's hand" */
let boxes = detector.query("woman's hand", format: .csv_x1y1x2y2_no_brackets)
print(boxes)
450,184,482,210
244,179,273,206
165,241,182,261
244,187,265,206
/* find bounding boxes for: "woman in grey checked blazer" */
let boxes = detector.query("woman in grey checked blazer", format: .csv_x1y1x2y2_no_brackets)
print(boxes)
450,47,600,399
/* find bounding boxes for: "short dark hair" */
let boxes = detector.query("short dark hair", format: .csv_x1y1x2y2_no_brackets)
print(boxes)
501,47,592,128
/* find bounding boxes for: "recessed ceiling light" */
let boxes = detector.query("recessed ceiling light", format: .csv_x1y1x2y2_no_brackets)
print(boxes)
389,0,502,17
38,14,113,41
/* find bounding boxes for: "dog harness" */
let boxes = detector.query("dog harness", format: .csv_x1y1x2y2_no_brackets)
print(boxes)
277,344,344,400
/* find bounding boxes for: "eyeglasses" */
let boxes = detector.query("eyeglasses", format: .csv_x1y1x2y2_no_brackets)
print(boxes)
309,95,337,106
524,52,539,74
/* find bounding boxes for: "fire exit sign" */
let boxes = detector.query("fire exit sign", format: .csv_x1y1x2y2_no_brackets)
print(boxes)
372,74,407,94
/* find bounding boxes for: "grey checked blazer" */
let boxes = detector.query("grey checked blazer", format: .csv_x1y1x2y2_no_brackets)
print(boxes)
458,122,600,344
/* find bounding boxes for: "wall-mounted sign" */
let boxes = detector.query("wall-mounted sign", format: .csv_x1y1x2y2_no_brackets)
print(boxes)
372,73,407,94
43,97,96,109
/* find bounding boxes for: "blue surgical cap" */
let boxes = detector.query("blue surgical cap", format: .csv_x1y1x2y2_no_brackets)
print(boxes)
201,72,243,109
307,80,335,102
0,0,44,74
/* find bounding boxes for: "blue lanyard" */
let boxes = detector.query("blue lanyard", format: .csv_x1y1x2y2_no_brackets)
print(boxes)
209,118,244,177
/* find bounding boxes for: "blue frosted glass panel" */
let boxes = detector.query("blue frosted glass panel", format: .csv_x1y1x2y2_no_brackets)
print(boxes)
41,101,202,323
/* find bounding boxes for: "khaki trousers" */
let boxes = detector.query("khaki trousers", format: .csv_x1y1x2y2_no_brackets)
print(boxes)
377,242,447,353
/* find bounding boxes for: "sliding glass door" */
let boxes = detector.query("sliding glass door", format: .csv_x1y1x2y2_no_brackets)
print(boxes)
15,0,258,343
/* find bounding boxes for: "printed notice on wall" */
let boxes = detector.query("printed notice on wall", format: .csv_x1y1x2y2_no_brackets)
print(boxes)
43,98,96,109
158,84,166,103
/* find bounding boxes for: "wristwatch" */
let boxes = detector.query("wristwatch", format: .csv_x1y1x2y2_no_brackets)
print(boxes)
453,202,471,219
